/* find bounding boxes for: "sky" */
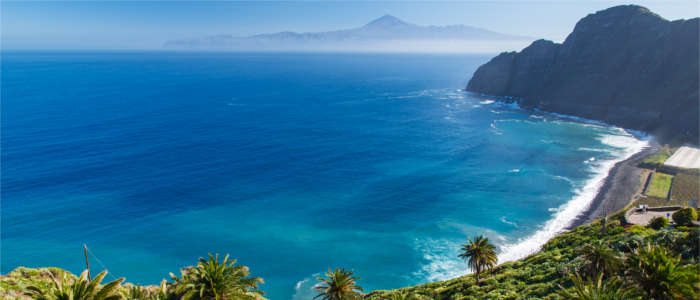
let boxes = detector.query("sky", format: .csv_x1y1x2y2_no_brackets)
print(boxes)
2,0,699,50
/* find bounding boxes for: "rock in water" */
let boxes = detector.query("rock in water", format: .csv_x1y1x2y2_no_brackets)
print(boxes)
467,5,699,143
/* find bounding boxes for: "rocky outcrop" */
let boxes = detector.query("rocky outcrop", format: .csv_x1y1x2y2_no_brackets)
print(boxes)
467,5,699,143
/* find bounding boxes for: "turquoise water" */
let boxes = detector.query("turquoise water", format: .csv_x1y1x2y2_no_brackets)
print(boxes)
1,52,647,299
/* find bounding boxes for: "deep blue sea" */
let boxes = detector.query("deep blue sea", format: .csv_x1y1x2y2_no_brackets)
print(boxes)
1,52,647,299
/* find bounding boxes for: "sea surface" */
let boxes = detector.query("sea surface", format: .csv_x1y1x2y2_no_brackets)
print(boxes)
1,52,647,299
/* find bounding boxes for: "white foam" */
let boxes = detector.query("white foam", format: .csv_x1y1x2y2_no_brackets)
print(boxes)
497,128,648,263
480,100,495,105
500,216,518,227
578,147,608,152
551,175,575,186
292,274,321,300
507,169,520,173
414,238,469,282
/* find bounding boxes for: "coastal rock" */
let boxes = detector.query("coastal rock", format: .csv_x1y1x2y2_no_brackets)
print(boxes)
467,5,699,142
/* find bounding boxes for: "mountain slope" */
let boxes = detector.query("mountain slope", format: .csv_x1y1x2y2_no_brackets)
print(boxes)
466,5,699,143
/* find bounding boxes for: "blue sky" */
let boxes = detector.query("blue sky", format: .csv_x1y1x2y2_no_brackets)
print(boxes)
2,1,699,50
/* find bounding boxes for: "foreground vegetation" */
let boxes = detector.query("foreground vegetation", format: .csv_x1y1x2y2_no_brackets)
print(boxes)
3,211,697,300
366,212,699,299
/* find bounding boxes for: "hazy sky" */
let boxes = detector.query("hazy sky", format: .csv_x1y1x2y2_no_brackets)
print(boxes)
2,0,699,50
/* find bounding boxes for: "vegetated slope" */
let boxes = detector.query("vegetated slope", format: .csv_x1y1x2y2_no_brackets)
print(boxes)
1,214,698,299
366,215,699,299
466,5,699,143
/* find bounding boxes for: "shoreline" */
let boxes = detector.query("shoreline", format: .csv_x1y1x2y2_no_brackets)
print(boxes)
477,95,655,264
569,139,660,228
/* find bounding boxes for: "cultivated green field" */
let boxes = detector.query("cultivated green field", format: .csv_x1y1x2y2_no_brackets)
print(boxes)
646,172,673,199
672,174,700,206
639,146,672,168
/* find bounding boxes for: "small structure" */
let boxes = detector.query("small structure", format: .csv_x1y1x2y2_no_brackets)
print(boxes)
625,206,683,226
664,146,700,169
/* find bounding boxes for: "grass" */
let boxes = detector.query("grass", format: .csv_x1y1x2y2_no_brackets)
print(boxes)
645,172,673,199
639,146,672,168
671,174,700,206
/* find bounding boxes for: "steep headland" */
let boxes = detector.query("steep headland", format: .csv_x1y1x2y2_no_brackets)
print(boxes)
467,5,699,143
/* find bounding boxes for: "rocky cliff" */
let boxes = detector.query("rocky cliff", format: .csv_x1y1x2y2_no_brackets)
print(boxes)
467,5,699,143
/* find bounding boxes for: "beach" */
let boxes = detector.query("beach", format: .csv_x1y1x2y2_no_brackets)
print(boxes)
571,139,660,227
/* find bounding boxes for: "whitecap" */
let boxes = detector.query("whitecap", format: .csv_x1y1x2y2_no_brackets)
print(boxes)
578,147,609,153
551,175,575,186
480,100,495,105
507,169,520,173
292,274,321,300
500,216,518,227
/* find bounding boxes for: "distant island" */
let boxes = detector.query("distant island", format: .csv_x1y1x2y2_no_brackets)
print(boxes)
467,5,699,143
164,15,534,53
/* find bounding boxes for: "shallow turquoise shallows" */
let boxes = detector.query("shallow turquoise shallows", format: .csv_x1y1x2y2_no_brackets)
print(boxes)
1,52,647,299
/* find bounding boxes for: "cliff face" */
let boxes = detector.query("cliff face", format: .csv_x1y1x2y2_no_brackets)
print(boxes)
467,5,699,142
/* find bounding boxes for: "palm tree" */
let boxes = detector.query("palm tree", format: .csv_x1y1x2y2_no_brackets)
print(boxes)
458,235,498,283
122,280,170,300
149,280,170,300
314,268,364,300
626,244,699,299
26,270,124,300
170,253,264,300
578,240,621,278
558,273,640,300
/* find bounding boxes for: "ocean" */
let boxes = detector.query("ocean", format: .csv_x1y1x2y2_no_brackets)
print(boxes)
1,51,647,299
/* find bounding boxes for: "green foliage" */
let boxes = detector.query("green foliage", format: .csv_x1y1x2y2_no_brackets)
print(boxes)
625,244,699,299
26,270,124,300
365,219,700,299
122,280,169,300
314,268,363,300
640,146,671,168
577,240,621,278
169,253,264,300
558,273,640,300
648,216,669,230
671,174,700,205
3,219,700,300
626,225,656,237
458,235,498,282
672,208,698,226
646,172,673,198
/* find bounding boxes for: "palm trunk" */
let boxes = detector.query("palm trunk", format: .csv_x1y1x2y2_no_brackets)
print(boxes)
475,267,480,284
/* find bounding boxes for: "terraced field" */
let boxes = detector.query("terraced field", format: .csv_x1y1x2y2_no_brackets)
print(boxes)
646,172,673,199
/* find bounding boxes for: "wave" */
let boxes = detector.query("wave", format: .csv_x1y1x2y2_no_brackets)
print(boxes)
507,169,520,173
578,147,608,152
292,274,320,300
496,128,648,263
480,100,495,105
500,216,518,227
550,175,575,186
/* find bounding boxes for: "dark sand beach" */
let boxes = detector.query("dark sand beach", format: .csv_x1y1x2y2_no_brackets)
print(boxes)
570,140,660,228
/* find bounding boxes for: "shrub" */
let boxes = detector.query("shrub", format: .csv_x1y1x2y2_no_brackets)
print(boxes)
627,225,656,237
672,208,698,226
648,216,669,229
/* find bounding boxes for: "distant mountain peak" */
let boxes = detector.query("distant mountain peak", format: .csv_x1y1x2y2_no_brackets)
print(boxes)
164,14,533,52
364,14,412,28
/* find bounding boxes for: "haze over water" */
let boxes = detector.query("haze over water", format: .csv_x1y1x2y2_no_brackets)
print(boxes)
1,52,646,299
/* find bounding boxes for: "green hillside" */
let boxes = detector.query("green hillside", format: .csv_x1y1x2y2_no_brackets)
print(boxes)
2,211,698,300
366,215,699,299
